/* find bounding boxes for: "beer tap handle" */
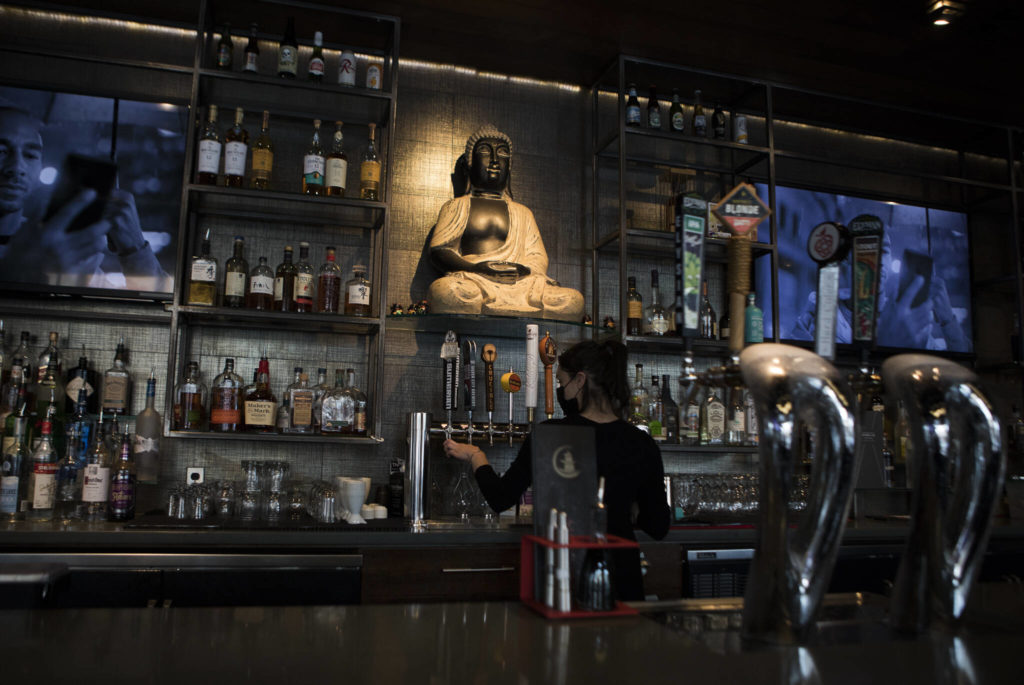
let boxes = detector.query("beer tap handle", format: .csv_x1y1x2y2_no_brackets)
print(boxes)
525,325,539,424
441,330,460,440
501,367,521,446
538,331,557,419
463,339,477,439
806,222,851,361
482,344,497,446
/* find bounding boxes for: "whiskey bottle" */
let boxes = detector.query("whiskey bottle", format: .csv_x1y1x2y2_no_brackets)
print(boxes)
316,247,341,313
293,241,315,312
669,88,684,133
223,236,248,308
250,110,273,190
277,16,298,78
693,90,707,137
698,279,717,339
26,416,57,521
680,373,700,446
302,119,326,196
173,361,206,431
80,411,111,522
243,23,259,72
711,103,726,139
648,375,664,441
223,108,248,188
108,428,135,522
286,369,314,434
647,86,661,129
346,369,368,436
244,357,277,433
628,364,649,433
625,83,641,127
661,374,679,444
699,387,725,445
626,276,642,336
216,23,233,70
360,123,381,200
719,310,730,341
338,48,356,86
0,410,28,521
273,245,296,312
320,368,347,433
209,358,244,433
307,31,325,81
196,105,221,185
101,337,131,417
344,264,371,317
644,270,668,336
246,256,274,310
187,228,217,306
325,121,348,197
726,386,745,445
133,372,161,484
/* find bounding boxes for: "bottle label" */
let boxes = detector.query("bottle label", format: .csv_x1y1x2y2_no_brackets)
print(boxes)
308,57,325,77
190,258,217,283
326,158,348,189
721,324,731,339
734,115,748,144
684,406,700,438
354,409,366,433
244,400,275,427
0,476,18,514
628,301,642,319
278,46,297,74
671,112,684,131
303,155,325,186
694,115,707,132
66,376,95,400
224,141,247,176
360,161,381,185
1,437,13,454
745,311,764,343
133,433,159,458
82,465,110,503
31,463,57,509
338,53,356,86
648,110,661,128
366,64,382,89
103,376,129,411
217,45,231,68
347,282,370,305
210,387,241,425
729,409,745,434
291,393,313,427
110,479,135,512
225,271,246,298
273,277,284,302
245,52,258,72
707,401,725,441
252,148,273,175
626,105,641,125
250,274,273,296
294,273,314,301
197,140,221,175
650,316,669,335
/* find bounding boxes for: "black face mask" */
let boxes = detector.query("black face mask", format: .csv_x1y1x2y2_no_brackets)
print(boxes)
556,385,580,416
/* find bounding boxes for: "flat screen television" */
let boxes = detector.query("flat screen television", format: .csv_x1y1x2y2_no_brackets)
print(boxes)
753,183,973,353
0,85,185,299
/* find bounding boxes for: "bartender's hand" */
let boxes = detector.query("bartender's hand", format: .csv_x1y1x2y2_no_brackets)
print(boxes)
444,439,490,471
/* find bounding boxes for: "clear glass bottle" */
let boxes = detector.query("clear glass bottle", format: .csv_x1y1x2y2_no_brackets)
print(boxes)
243,22,259,73
626,276,643,336
81,411,111,522
196,105,221,185
55,427,81,522
108,428,135,521
744,292,764,344
302,119,326,196
669,88,684,132
277,16,297,78
173,361,206,431
307,31,325,81
311,367,329,433
727,386,746,445
700,387,725,446
223,236,248,308
216,23,233,69
10,331,32,393
275,393,291,433
26,415,57,521
661,374,679,444
36,331,61,385
105,414,122,459
250,110,273,190
679,368,700,447
647,85,661,129
187,228,218,306
360,123,381,200
317,247,342,313
247,256,275,310
644,270,668,336
693,89,707,137
628,364,649,433
325,121,348,197
293,241,315,312
0,407,29,521
712,103,727,139
101,337,131,417
243,357,276,433
648,375,664,441
223,108,249,188
64,347,97,415
625,83,641,126
345,369,367,436
699,279,717,339
744,390,759,447
273,245,296,312
35,359,66,453
65,388,93,468
209,358,244,433
134,372,161,484
287,369,314,434
320,369,348,434
344,264,371,317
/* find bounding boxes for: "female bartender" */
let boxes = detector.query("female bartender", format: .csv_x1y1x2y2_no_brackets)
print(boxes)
444,339,671,600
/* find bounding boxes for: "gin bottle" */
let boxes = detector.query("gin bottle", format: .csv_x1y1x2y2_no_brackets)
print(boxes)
661,374,679,444
699,388,725,446
55,426,82,521
81,411,111,522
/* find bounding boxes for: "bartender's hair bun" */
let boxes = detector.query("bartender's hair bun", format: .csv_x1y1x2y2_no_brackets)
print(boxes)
558,339,629,417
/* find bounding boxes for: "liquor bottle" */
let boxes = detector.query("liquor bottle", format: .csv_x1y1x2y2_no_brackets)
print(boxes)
646,85,662,129
338,48,356,86
65,388,92,468
243,357,276,433
360,123,381,200
711,104,726,139
223,108,249,188
661,374,679,444
344,264,371,317
307,31,325,81
744,390,759,447
216,23,233,69
106,414,122,458
243,23,259,72
209,358,244,433
196,105,221,185
223,236,249,308
698,280,717,339
250,110,274,190
625,84,641,127
286,369,314,434
80,411,111,522
275,393,290,433
108,428,135,521
325,121,348,197
0,319,6,394
744,293,764,344
320,368,348,433
317,247,342,313
699,387,725,445
101,335,132,417
0,407,29,521
626,276,643,336
293,241,315,312
628,364,649,433
733,112,749,144
648,375,664,441
273,245,297,312
11,331,32,392
669,88,684,133
36,363,66,454
64,348,97,415
277,16,298,78
644,270,668,336
187,228,217,306
346,369,368,436
366,60,382,89
134,372,161,484
54,426,81,521
2,386,27,456
302,119,326,196
693,90,707,137
26,415,57,521
246,256,275,310
311,367,329,433
727,386,746,445
719,310,730,341
36,331,61,385
173,361,206,431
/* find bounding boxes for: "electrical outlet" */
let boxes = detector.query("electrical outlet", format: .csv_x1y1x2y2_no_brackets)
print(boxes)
186,467,205,485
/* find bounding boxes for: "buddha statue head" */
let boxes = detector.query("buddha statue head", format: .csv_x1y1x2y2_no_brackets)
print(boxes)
458,125,513,198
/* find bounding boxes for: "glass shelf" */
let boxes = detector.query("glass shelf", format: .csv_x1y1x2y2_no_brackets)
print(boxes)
170,305,380,334
597,130,769,177
186,184,386,228
595,230,774,259
659,443,758,455
386,313,605,341
167,430,382,445
623,335,735,356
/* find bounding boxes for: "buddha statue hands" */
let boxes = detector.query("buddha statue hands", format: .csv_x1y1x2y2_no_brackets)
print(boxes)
426,125,584,322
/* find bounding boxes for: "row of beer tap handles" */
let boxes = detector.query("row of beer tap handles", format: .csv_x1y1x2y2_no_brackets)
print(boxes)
432,325,558,446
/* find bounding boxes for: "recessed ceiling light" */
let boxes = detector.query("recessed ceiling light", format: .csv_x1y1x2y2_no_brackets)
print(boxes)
927,1,965,27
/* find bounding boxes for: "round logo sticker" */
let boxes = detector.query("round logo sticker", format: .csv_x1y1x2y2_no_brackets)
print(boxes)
806,222,848,265
552,445,581,479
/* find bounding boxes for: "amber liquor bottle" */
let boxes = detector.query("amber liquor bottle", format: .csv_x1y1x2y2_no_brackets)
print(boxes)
359,123,381,200
325,121,348,197
243,357,276,433
316,247,341,313
196,105,221,185
273,245,297,312
250,111,274,190
344,264,371,317
186,228,217,306
209,358,243,433
626,276,643,336
293,241,315,312
246,256,274,310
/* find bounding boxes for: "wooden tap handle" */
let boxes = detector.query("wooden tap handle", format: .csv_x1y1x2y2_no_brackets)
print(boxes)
538,331,557,417
482,344,497,414
544,365,554,416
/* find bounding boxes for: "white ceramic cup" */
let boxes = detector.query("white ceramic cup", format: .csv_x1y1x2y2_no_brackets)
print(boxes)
341,478,367,524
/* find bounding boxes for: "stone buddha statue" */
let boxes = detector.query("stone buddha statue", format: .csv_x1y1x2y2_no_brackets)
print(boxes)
426,125,584,321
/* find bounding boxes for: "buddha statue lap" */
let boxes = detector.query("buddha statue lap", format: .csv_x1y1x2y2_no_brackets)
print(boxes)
426,125,584,322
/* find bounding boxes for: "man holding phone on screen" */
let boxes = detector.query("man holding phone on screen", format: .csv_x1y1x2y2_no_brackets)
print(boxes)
0,105,167,291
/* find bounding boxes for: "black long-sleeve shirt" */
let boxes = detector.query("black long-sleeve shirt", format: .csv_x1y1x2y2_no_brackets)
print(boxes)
474,415,672,600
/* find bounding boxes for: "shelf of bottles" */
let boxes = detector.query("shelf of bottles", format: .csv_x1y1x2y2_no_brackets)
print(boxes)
594,230,775,260
167,430,380,445
186,184,386,228
386,313,603,341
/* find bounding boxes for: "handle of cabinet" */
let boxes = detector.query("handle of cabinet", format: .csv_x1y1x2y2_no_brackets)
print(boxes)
441,566,515,574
